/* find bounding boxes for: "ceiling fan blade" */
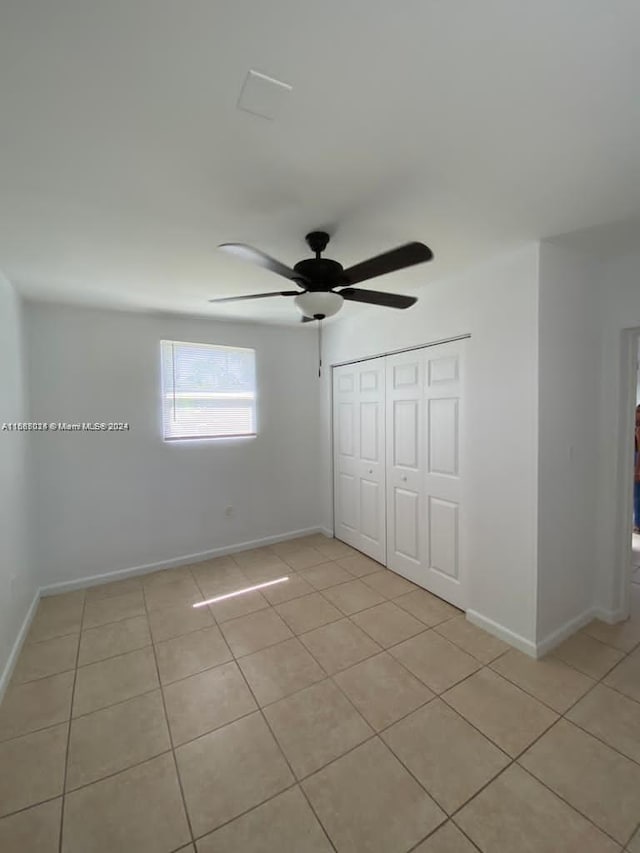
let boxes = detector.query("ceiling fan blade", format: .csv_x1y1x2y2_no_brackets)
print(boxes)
301,315,316,323
341,242,433,285
219,243,309,284
208,290,299,304
339,288,417,309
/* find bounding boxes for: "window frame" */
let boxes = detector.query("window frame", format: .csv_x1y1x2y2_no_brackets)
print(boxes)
160,339,257,443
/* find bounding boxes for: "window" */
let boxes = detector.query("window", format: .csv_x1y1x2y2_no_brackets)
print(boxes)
161,340,256,441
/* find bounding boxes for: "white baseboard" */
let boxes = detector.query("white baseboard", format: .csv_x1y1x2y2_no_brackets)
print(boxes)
0,590,40,703
466,609,538,658
2,526,333,692
40,526,330,596
535,608,596,658
592,605,628,624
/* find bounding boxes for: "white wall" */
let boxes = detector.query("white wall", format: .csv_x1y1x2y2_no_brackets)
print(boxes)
533,235,640,631
595,249,640,615
0,275,34,686
637,337,640,405
26,302,322,587
536,241,602,645
321,244,540,650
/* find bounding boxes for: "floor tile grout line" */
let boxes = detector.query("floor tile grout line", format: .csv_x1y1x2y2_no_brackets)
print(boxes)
80,609,148,634
10,663,78,689
431,633,640,837
23,628,81,648
0,793,64,826
72,643,156,684
340,623,444,697
512,762,631,849
369,666,525,821
153,651,435,759
580,623,640,655
142,590,198,847
487,630,640,714
483,660,596,716
435,657,638,848
600,678,640,707
343,618,427,651
381,626,482,676
166,703,269,751
273,603,344,636
452,824,490,853
153,619,225,651
313,578,463,637
407,818,484,853
438,715,550,830
274,617,432,790
8,554,640,850
68,684,162,727
77,639,153,671
372,690,471,744
8,588,630,736
81,609,148,631
364,732,452,820
62,747,175,797
489,661,640,770
530,642,640,848
264,583,327,607
209,599,470,706
297,620,384,672
550,652,628,683
627,820,640,851
218,622,294,661
222,636,340,853
0,716,71,748
58,590,87,853
176,566,327,848
185,780,301,848
431,624,512,665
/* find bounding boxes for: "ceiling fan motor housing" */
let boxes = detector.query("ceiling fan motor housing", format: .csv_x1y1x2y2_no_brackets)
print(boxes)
293,231,346,291
293,257,344,290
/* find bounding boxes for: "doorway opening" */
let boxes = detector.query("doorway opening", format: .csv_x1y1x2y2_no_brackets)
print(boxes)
632,336,640,594
617,328,640,620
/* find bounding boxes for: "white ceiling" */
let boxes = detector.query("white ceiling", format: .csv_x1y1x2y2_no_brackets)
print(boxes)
1,0,639,324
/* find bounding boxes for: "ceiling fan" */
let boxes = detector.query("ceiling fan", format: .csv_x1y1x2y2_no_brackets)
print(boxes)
210,231,433,321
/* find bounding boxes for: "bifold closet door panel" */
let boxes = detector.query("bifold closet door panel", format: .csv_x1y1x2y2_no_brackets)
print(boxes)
333,360,386,563
385,340,467,609
333,364,359,550
357,362,386,562
385,351,426,579
333,340,466,607
422,340,466,608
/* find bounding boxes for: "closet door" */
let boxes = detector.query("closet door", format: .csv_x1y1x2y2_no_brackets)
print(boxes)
423,341,466,607
386,340,466,608
386,351,425,578
333,360,386,562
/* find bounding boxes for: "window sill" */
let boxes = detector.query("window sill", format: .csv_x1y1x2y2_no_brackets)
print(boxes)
163,433,257,443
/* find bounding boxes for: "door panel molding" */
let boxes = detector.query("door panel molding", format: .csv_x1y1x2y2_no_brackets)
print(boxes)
333,361,386,563
333,339,466,608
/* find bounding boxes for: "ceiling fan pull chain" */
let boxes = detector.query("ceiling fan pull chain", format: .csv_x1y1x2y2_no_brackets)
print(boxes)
318,319,322,377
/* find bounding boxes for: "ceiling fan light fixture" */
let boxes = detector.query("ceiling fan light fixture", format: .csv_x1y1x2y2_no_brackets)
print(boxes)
294,291,344,319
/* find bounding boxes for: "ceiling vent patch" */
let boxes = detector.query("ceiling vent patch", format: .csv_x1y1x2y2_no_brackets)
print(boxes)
236,70,292,120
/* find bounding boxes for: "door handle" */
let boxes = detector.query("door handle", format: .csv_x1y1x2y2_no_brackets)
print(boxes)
401,475,407,482
368,469,373,474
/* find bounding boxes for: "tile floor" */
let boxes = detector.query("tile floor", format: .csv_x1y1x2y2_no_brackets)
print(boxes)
1,533,640,852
